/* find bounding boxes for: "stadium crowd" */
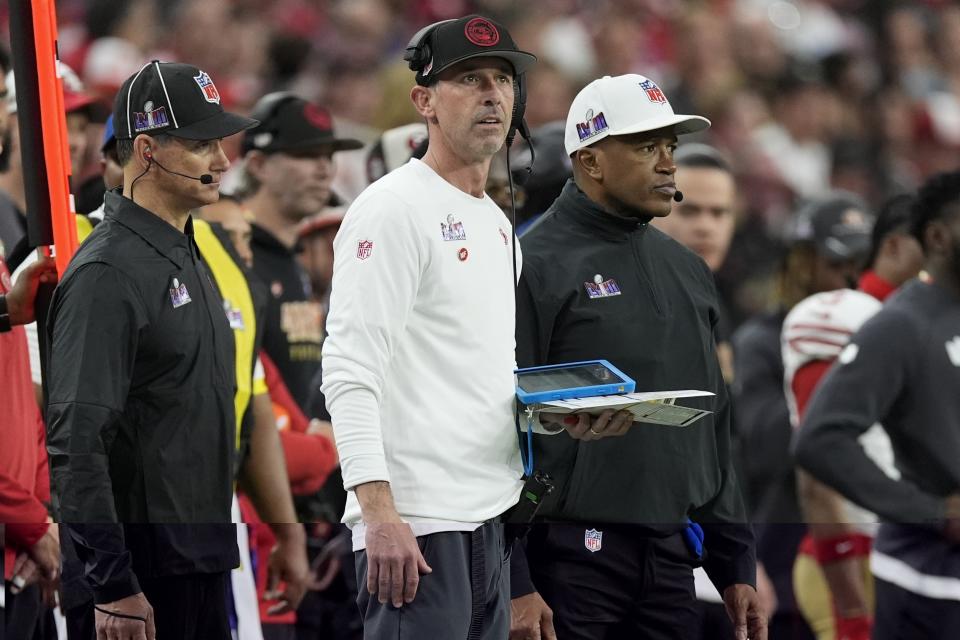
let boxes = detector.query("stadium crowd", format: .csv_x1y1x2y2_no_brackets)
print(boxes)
2,1,960,639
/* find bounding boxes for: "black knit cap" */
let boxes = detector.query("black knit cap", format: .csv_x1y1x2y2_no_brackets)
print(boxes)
113,61,257,141
408,15,537,86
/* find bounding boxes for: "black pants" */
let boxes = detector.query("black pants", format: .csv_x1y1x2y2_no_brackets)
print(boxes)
4,585,56,640
527,524,700,640
873,578,960,640
67,572,230,640
140,572,230,640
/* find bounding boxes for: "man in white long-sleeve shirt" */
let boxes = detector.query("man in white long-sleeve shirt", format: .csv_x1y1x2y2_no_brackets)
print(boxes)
320,14,536,639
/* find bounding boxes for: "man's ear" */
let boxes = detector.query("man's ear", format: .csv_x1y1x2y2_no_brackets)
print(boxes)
574,148,603,182
244,150,267,181
410,85,436,121
924,220,950,256
133,135,153,171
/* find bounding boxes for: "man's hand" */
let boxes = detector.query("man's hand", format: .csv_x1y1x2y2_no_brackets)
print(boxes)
364,521,432,608
5,255,57,325
541,409,633,441
723,583,768,640
265,523,310,615
510,591,556,640
30,524,60,581
95,592,155,640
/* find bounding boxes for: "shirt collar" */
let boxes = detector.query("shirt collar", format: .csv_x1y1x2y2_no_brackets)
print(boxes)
103,191,193,269
858,269,897,302
554,179,652,241
251,223,298,255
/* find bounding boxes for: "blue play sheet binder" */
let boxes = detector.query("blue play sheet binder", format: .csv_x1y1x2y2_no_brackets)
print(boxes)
515,359,636,405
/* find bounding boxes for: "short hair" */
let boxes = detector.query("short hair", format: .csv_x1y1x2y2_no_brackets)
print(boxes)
866,193,914,268
116,133,173,167
674,143,732,174
911,171,960,248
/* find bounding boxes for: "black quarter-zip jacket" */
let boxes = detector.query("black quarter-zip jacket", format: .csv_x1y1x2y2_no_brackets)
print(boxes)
46,191,238,603
516,180,754,590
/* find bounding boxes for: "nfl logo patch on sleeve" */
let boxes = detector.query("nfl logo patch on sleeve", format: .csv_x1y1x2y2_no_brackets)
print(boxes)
357,240,374,260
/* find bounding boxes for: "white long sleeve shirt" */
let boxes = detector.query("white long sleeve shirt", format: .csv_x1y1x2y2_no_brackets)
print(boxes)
321,159,524,533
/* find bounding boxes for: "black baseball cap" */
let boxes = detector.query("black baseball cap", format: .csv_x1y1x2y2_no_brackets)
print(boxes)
113,61,257,141
409,15,537,86
787,192,874,262
242,93,364,154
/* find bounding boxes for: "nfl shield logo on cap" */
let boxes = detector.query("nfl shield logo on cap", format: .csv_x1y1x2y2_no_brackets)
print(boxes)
584,528,603,552
193,71,220,104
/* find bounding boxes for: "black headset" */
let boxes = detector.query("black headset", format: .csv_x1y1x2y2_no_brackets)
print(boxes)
403,19,529,146
242,91,300,153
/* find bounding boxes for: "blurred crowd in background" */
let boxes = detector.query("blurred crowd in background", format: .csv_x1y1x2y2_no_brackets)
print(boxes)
2,0,960,327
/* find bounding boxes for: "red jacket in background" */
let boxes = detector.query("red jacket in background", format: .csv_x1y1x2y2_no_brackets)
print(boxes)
0,257,50,578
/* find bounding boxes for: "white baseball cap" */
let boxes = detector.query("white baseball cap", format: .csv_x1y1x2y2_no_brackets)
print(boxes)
564,74,711,155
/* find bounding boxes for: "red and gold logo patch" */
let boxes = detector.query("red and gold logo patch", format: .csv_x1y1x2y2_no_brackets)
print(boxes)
464,18,500,47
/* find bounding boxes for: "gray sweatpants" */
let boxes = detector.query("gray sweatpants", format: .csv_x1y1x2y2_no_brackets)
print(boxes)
355,520,510,640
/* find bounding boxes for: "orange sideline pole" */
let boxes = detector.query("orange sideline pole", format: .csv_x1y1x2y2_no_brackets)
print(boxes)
32,0,76,275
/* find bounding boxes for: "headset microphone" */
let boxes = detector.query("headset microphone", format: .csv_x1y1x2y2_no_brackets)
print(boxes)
673,190,684,203
148,154,215,184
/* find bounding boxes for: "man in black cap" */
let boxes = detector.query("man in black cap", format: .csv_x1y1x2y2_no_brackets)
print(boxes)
321,14,535,639
239,93,363,416
45,61,257,640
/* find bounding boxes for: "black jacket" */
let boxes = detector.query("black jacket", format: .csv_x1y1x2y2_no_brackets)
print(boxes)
250,223,324,412
515,181,754,591
46,192,238,602
796,280,959,579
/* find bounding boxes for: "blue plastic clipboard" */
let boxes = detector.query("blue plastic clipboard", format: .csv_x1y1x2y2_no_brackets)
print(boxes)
515,359,636,404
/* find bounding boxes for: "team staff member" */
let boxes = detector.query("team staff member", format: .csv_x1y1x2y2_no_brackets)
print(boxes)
795,171,960,639
782,194,924,640
511,74,764,640
240,93,362,413
321,15,536,639
45,61,257,640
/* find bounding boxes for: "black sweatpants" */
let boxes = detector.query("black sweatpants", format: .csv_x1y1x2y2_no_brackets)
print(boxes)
526,524,700,640
354,520,510,640
872,578,960,640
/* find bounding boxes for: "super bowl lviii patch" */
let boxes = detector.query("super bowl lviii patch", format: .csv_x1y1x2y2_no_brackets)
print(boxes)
169,277,192,309
584,274,621,299
134,101,169,133
441,214,466,241
576,109,608,142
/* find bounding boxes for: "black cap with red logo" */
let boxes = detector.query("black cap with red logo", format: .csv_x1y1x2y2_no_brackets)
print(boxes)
407,15,537,86
241,92,364,155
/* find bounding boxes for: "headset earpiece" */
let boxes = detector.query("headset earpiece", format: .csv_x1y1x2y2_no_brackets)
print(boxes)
507,73,528,146
404,19,457,84
144,148,153,161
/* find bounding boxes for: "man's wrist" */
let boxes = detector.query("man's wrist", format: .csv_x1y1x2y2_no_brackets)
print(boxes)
0,294,11,332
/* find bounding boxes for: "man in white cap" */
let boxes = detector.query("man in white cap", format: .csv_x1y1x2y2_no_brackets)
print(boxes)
510,74,765,640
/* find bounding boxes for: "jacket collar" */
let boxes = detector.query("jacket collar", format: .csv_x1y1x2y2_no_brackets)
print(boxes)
103,190,194,269
554,179,652,241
